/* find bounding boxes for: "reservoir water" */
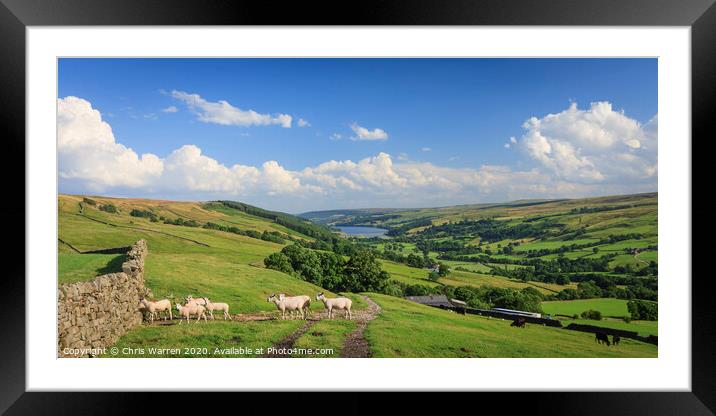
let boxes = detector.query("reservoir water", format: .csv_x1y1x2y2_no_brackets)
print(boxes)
336,226,389,238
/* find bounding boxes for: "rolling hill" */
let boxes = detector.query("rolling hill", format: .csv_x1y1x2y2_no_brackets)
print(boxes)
58,193,658,358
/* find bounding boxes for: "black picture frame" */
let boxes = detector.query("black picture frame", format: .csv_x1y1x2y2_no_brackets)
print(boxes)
1,0,711,413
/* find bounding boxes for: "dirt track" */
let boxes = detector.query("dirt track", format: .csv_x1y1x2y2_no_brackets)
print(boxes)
339,295,381,358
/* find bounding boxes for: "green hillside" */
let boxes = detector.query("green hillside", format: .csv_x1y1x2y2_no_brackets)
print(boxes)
364,294,656,358
310,193,657,303
58,194,342,314
59,193,658,358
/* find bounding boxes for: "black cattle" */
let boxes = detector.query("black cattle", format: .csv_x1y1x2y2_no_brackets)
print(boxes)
595,332,611,346
612,335,621,346
511,318,526,328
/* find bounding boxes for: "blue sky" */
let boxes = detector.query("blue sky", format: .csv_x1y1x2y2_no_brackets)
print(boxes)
57,58,657,213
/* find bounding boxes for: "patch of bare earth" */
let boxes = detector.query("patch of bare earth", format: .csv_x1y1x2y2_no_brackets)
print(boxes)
339,295,381,358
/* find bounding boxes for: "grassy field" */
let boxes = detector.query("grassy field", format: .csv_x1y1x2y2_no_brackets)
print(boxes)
58,252,126,284
102,320,305,358
308,193,658,278
541,298,632,318
60,194,658,358
381,259,575,295
58,195,341,315
292,319,357,357
364,293,657,358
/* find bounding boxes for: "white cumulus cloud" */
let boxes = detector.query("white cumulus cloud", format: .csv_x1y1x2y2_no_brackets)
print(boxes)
58,96,163,191
517,102,657,183
350,123,389,141
171,90,293,128
58,97,658,211
162,106,178,113
297,118,311,127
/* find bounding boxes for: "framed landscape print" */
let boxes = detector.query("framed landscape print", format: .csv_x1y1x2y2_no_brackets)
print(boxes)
4,0,714,412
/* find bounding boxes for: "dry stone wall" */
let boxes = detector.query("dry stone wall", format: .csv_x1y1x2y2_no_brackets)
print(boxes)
57,239,150,357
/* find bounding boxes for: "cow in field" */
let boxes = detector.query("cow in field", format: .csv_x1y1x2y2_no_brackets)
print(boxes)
511,318,526,328
595,332,611,346
612,335,621,346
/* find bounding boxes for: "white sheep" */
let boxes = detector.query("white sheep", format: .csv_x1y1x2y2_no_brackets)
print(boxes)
139,298,172,323
278,293,311,320
267,293,308,320
204,299,232,320
185,295,207,306
316,292,352,319
175,302,208,324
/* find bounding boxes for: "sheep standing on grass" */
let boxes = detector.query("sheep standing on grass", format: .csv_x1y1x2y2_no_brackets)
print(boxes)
175,302,208,324
267,293,308,320
185,295,207,307
316,293,352,320
139,298,172,323
278,293,312,320
204,299,232,320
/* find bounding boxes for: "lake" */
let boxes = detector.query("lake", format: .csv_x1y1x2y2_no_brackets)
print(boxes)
336,226,389,238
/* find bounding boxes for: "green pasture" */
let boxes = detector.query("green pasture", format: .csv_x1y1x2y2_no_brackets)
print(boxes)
364,293,657,358
292,319,358,357
103,320,304,357
541,298,632,318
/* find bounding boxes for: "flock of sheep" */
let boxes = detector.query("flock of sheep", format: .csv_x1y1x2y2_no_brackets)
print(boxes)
138,292,353,324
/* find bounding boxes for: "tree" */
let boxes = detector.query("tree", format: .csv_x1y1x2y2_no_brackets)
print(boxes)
317,251,346,290
437,262,451,277
404,284,432,296
427,271,440,282
576,281,603,299
580,309,602,320
264,252,294,275
99,204,118,213
627,300,658,321
343,250,389,292
406,253,425,268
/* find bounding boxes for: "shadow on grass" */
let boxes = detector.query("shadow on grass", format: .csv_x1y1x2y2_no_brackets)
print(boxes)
94,254,126,275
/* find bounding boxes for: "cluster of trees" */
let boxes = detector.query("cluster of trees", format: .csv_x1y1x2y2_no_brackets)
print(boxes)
129,209,159,222
523,234,645,258
376,281,545,313
553,278,657,302
614,260,658,277
264,245,389,293
569,203,649,215
99,203,118,213
203,222,288,244
487,256,613,284
82,197,97,206
385,218,435,237
627,300,658,321
212,201,336,242
163,217,201,227
444,285,545,313
333,213,402,227
579,309,603,320
415,218,562,243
